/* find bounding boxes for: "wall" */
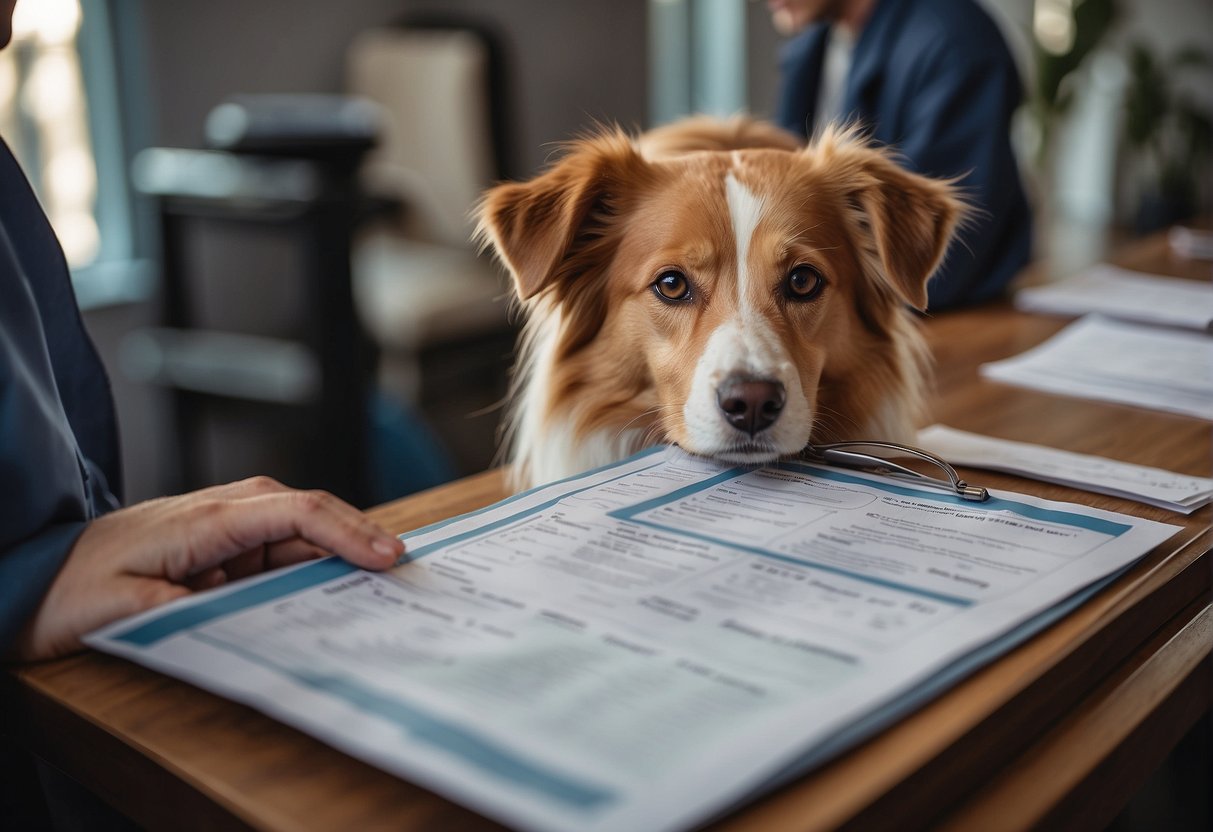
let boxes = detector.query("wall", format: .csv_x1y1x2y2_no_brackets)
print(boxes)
134,0,647,176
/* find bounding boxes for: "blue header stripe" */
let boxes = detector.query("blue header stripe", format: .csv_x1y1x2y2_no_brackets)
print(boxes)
400,445,667,543
112,451,668,647
609,460,1132,605
607,465,751,520
400,457,667,562
113,557,359,646
617,514,973,607
113,452,1120,646
191,633,616,810
774,463,1132,537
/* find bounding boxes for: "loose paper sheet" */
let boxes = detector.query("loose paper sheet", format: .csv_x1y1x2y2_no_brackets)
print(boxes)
88,448,1179,832
918,425,1213,513
1169,226,1213,261
980,315,1213,420
1014,264,1213,331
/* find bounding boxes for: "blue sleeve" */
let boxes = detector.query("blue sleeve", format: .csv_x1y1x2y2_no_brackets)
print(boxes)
0,527,88,654
894,43,1033,309
0,136,123,653
0,224,93,652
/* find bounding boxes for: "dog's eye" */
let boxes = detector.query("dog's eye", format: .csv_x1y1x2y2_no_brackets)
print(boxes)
784,265,826,301
653,270,692,302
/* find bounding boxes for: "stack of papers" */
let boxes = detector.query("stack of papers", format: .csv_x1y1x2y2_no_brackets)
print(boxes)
919,425,1213,514
1014,264,1213,331
89,448,1179,832
980,316,1213,420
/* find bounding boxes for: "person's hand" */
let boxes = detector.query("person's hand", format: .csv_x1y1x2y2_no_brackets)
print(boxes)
12,477,405,661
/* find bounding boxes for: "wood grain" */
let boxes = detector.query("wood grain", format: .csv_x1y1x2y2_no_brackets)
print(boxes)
4,229,1211,830
936,601,1212,832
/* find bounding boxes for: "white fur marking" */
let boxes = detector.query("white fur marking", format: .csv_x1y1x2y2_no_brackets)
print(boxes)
725,171,764,311
682,320,813,462
676,170,811,461
506,303,652,488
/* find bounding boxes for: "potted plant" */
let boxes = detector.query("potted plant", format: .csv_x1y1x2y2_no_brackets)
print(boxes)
1121,42,1213,233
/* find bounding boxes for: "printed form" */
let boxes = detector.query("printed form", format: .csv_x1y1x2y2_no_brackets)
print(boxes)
88,447,1179,832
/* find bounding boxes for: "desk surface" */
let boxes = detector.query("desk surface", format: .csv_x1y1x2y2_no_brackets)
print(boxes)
5,231,1211,831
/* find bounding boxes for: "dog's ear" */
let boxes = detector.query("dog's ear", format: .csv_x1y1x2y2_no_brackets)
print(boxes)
476,130,651,301
815,131,964,311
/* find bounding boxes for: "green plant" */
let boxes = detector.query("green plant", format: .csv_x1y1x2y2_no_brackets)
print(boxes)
1029,0,1119,164
1122,42,1213,230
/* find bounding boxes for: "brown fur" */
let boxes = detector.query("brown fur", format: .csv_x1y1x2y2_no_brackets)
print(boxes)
476,116,964,490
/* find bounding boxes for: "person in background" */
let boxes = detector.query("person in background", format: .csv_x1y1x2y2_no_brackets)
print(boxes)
0,0,402,665
768,0,1033,309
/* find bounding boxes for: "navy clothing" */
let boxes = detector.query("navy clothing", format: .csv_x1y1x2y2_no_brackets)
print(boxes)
777,0,1032,309
0,139,121,652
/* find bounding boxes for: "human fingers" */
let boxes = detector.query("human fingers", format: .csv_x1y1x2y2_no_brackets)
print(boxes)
263,538,330,571
165,490,403,580
179,475,292,503
217,538,328,581
185,567,228,591
125,478,293,535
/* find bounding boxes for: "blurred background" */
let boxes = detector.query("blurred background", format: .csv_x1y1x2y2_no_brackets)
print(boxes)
2,0,1210,509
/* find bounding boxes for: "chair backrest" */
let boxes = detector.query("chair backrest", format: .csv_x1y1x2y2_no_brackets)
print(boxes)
347,27,497,249
132,148,376,505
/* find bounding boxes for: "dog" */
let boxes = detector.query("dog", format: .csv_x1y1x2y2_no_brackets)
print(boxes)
476,116,963,491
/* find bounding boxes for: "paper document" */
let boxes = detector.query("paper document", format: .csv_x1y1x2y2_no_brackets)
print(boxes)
1015,264,1213,331
981,315,1213,420
88,448,1180,832
1170,226,1213,261
919,425,1213,513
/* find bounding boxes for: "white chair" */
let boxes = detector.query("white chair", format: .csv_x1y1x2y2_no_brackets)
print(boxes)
346,25,510,402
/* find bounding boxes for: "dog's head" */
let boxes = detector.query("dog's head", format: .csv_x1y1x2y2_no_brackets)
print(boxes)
477,119,963,485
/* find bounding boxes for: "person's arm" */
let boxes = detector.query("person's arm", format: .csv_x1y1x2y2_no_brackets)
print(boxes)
10,477,404,661
893,43,1033,309
0,221,97,654
2,226,403,662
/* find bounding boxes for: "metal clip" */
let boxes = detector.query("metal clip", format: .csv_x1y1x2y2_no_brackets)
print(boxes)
801,440,990,502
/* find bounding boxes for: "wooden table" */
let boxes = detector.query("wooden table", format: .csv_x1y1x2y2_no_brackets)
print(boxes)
4,232,1211,831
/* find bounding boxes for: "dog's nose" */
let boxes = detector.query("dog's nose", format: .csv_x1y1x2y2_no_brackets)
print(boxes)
716,377,786,437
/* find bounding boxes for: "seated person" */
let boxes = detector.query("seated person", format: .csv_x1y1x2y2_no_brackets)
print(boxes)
770,0,1033,308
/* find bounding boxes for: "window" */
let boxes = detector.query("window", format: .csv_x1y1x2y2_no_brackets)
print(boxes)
1,0,149,307
648,0,746,127
2,0,99,266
